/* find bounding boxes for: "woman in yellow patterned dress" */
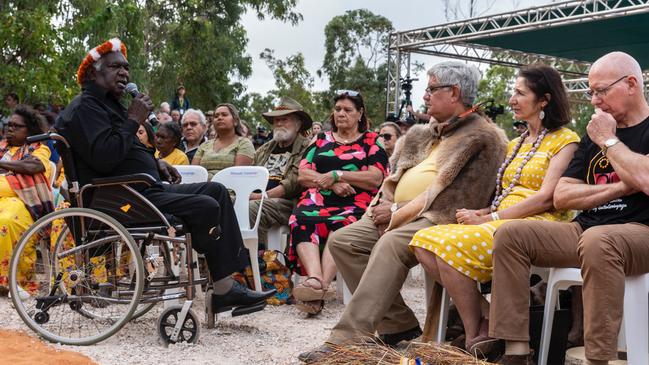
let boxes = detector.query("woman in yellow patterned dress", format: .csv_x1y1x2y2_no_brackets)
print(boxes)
0,105,53,295
409,65,580,358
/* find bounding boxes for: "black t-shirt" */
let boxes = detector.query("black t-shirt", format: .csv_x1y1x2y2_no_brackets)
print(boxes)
264,143,293,190
55,82,162,188
563,116,649,229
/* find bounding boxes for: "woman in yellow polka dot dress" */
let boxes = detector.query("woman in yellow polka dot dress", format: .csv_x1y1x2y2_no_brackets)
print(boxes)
409,65,580,358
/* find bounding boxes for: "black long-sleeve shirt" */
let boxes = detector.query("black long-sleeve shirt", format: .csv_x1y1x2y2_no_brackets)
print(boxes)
55,82,162,187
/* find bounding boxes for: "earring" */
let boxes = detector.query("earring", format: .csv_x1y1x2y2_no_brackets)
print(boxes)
539,110,545,120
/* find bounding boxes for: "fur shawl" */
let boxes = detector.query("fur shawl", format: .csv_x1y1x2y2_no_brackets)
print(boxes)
380,112,508,229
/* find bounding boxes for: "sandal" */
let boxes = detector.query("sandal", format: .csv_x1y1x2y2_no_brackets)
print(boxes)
295,300,324,315
293,277,335,302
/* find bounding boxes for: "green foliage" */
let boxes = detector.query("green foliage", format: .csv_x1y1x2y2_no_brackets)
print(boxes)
1,0,301,116
319,9,394,126
477,65,516,138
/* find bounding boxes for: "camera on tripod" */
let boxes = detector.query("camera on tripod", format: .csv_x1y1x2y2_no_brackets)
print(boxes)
388,77,419,124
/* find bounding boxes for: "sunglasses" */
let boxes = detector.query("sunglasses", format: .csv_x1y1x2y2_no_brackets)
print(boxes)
335,89,361,97
182,121,200,129
379,133,393,141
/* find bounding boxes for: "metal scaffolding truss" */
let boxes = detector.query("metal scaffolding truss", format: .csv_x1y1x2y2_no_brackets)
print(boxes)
386,0,649,115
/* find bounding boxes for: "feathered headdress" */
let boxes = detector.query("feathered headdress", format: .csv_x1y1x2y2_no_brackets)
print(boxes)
76,38,128,85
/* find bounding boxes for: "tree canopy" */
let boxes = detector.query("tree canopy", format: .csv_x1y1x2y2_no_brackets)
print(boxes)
0,0,300,115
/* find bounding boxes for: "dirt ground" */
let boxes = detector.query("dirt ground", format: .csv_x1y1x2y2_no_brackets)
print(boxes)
0,270,429,365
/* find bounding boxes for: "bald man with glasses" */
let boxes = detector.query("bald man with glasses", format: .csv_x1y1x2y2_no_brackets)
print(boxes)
489,52,649,365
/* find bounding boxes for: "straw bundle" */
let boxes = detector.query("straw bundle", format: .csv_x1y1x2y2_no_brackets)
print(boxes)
309,338,494,365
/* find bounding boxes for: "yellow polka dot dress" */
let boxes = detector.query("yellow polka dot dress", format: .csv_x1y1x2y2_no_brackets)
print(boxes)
409,127,580,282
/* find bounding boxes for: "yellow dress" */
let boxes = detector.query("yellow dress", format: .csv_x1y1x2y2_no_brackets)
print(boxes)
0,145,52,291
155,148,189,165
409,127,580,282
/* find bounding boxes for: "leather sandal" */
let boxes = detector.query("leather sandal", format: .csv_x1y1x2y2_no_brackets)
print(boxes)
295,300,324,315
293,277,335,302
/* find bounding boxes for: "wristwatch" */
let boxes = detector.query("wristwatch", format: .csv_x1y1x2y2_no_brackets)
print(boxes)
390,202,398,214
337,171,344,180
602,138,620,156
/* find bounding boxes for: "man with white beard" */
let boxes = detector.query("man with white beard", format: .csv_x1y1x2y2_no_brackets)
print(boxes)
249,97,313,247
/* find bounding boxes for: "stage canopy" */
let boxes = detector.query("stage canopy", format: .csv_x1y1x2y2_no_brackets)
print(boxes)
386,0,649,114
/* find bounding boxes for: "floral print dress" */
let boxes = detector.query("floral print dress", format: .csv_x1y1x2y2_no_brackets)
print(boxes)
288,131,388,273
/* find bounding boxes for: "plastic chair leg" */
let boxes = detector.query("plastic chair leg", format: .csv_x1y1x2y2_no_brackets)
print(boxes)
624,274,649,365
436,287,451,343
336,272,352,304
538,281,560,365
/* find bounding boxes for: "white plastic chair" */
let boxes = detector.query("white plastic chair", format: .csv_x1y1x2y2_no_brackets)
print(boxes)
48,161,57,188
267,225,290,264
174,165,209,184
212,166,269,292
538,268,647,365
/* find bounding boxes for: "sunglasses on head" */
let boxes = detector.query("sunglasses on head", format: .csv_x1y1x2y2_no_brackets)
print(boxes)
379,133,393,141
335,89,361,97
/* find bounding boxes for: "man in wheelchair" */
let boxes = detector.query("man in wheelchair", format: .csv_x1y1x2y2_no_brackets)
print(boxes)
54,38,275,315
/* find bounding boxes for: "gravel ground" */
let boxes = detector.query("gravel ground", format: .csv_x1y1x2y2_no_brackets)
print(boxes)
0,268,429,365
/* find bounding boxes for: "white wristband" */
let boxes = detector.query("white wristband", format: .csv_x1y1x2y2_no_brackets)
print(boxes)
491,212,500,221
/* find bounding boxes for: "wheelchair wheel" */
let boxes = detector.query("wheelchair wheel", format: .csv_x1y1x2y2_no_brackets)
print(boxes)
50,226,159,322
157,304,200,345
9,208,144,345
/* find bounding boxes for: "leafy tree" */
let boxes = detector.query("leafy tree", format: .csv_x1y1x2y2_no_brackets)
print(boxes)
0,0,301,115
319,9,394,126
476,65,516,138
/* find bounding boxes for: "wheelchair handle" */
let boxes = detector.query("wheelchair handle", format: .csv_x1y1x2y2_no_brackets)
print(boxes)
26,132,71,148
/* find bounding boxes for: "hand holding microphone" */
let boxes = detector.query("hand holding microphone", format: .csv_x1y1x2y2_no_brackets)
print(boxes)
125,83,157,126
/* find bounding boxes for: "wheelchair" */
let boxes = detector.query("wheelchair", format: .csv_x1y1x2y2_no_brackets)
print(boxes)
8,132,230,346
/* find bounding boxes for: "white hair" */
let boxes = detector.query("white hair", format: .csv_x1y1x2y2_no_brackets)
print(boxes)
181,108,207,125
427,61,482,106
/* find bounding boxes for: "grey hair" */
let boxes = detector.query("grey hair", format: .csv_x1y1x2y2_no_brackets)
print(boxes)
181,108,207,125
427,61,482,106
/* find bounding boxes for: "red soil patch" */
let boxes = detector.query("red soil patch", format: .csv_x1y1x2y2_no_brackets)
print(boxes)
0,329,97,365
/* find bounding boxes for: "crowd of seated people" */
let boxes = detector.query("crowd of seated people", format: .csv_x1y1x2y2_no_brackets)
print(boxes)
4,37,649,365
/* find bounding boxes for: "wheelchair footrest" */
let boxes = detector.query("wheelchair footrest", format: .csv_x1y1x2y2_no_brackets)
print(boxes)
231,301,266,317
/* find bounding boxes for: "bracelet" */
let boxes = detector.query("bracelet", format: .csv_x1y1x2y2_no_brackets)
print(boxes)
332,170,339,183
491,212,500,221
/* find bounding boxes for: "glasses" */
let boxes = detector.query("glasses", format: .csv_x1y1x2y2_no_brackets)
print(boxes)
378,133,393,141
585,75,628,98
6,122,27,129
182,121,199,129
425,84,454,95
335,89,361,97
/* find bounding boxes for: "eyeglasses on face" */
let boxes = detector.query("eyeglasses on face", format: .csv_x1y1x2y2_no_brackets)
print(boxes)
585,75,629,98
335,89,361,97
379,133,393,141
182,121,200,129
425,84,454,95
6,122,27,129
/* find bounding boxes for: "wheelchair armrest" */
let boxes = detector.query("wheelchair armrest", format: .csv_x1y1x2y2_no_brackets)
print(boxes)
90,173,157,187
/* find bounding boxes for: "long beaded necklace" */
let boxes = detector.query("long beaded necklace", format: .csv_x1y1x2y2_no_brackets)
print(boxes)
491,128,549,212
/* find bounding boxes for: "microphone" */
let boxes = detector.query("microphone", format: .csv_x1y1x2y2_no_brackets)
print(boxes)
125,82,159,126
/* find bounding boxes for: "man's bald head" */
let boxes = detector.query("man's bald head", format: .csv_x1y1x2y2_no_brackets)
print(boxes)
590,51,643,89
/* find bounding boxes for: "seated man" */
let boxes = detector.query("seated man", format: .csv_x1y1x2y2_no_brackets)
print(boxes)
299,61,508,362
490,51,649,365
55,38,274,314
180,108,208,162
249,97,311,248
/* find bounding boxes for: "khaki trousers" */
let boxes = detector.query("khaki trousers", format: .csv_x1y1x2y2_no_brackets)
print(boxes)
489,220,649,361
249,198,294,247
326,213,433,343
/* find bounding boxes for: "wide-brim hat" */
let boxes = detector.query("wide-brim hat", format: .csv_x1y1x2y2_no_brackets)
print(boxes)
262,97,313,131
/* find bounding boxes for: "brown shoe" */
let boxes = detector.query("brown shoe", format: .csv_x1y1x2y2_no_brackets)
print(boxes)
298,343,334,363
497,354,535,365
467,336,505,362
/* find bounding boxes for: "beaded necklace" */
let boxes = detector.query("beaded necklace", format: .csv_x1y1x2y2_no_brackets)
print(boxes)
491,128,549,211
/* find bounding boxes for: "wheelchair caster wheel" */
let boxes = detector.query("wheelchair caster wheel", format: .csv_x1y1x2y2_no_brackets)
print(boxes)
34,311,50,324
157,305,200,345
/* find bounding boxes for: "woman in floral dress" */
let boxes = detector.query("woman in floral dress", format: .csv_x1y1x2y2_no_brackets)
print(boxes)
289,90,388,314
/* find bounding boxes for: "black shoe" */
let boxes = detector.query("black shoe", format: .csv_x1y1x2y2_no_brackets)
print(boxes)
378,325,422,347
211,281,276,313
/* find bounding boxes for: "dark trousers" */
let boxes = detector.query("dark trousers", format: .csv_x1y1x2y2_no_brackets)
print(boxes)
142,182,247,280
